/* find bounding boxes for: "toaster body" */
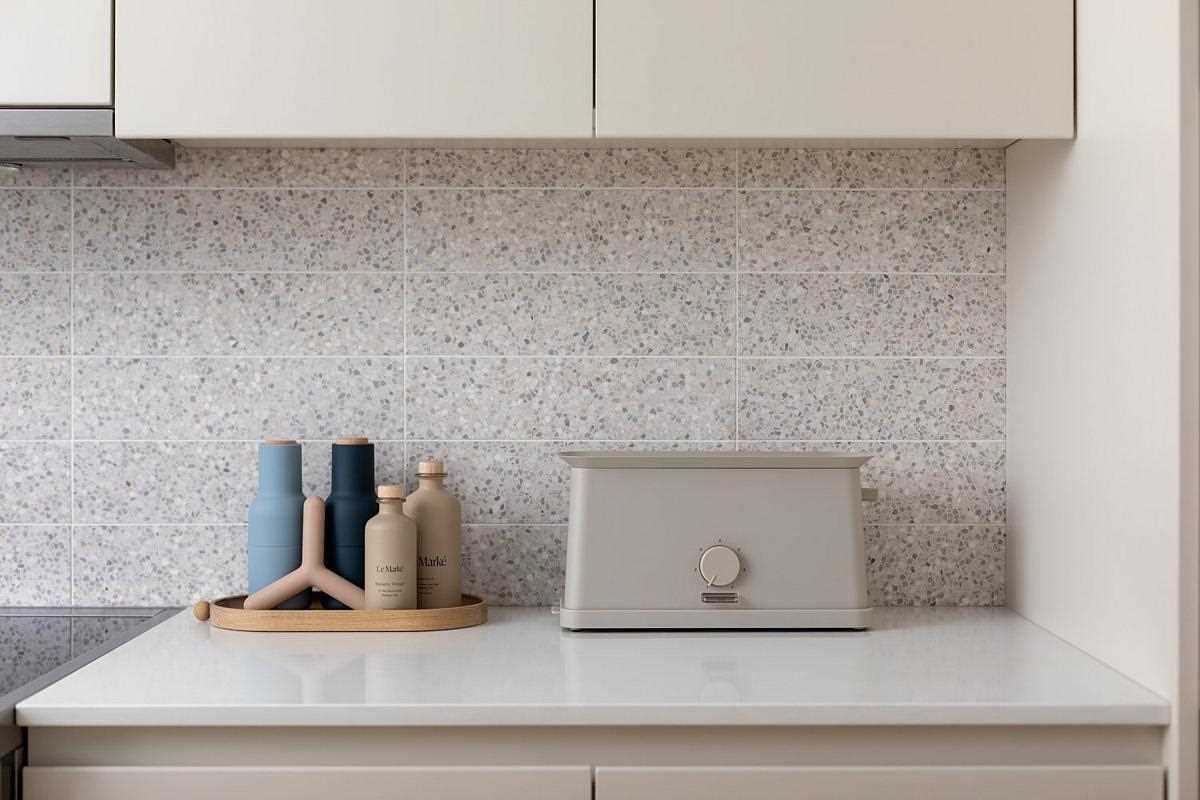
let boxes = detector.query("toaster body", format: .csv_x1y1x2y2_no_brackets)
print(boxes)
559,451,871,630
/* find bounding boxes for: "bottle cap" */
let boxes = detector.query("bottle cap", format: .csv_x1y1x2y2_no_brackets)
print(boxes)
377,484,406,500
335,436,370,446
417,460,447,477
263,438,297,445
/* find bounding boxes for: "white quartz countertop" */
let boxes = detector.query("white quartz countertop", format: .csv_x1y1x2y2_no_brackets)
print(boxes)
16,607,1169,728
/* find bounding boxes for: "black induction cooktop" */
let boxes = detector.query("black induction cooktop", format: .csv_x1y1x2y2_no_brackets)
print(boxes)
0,608,176,800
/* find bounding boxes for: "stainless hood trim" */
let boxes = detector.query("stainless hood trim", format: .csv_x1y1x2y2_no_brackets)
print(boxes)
0,109,174,169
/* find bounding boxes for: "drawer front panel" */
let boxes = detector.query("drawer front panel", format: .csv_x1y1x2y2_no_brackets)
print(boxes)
595,766,1162,800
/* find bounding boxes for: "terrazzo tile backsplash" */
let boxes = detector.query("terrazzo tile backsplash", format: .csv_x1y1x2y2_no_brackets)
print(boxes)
0,146,1005,607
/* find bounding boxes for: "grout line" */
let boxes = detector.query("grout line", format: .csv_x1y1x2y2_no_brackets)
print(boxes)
68,167,75,606
402,181,409,490
0,521,1005,529
734,147,741,447
35,437,1002,445
9,354,1006,361
57,269,1005,277
40,185,1006,193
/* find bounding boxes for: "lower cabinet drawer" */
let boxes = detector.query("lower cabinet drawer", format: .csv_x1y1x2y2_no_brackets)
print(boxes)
24,765,592,800
594,766,1163,800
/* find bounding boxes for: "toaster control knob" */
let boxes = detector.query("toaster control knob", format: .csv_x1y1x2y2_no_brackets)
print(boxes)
699,545,741,587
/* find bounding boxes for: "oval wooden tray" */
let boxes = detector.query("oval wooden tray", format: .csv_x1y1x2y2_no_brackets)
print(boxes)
194,594,487,632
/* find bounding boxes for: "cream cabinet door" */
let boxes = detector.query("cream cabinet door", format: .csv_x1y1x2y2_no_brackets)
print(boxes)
115,0,593,139
595,0,1073,139
595,766,1162,800
0,0,111,106
25,765,593,800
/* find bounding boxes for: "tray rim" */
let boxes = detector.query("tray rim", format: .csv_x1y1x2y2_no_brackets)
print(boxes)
204,594,487,632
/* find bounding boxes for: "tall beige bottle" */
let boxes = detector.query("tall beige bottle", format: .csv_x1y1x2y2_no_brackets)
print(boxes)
363,485,418,610
405,460,462,608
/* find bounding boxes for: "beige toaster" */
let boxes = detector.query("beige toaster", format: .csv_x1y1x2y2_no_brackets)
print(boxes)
558,451,872,630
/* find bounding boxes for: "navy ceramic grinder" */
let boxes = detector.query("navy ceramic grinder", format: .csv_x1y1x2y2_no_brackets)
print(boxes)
323,438,377,609
247,440,309,610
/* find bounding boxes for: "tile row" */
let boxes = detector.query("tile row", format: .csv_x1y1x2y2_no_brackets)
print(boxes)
2,356,1005,442
0,616,155,692
0,439,1003,527
0,188,1003,274
58,146,1003,189
0,523,1003,607
4,272,1004,357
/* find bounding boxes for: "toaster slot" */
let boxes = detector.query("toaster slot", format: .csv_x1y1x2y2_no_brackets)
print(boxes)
701,591,740,605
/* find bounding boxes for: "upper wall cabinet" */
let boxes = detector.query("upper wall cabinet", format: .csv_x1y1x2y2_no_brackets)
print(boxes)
115,0,593,139
0,0,111,106
594,0,1074,139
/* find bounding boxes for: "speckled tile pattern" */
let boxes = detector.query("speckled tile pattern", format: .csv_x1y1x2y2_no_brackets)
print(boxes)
73,442,258,525
407,357,736,440
0,166,70,187
407,189,735,272
73,357,404,440
739,358,1005,440
742,441,1005,524
0,526,70,605
73,440,409,525
0,190,71,271
409,148,735,187
740,273,1005,357
0,358,70,439
0,274,71,355
74,189,403,271
76,147,406,187
0,617,70,692
0,146,1006,607
739,148,1005,189
461,525,566,606
866,525,1006,606
408,273,735,356
71,615,153,656
0,443,71,524
738,190,1004,273
74,273,404,355
72,525,247,605
406,441,734,524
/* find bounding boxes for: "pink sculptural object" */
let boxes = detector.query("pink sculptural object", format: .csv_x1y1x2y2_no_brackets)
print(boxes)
243,496,366,611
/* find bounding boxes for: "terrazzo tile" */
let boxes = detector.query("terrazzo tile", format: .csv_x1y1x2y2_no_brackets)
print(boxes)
0,358,70,439
740,441,1005,524
738,358,1005,440
407,189,734,272
74,273,404,356
72,525,247,605
71,616,153,657
407,357,735,440
0,617,70,691
0,165,70,187
739,273,1005,356
0,526,71,605
74,441,256,525
0,274,70,355
407,273,735,356
72,440,406,525
461,525,566,606
0,190,70,271
75,147,406,187
739,148,1005,189
409,148,735,187
0,442,70,524
738,190,1004,273
866,525,1005,606
73,357,404,440
406,441,734,524
74,189,403,271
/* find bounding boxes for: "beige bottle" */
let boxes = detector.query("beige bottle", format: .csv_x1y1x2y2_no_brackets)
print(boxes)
405,460,463,608
363,485,418,610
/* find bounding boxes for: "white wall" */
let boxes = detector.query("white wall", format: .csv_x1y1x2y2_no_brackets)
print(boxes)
1006,1,1198,797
